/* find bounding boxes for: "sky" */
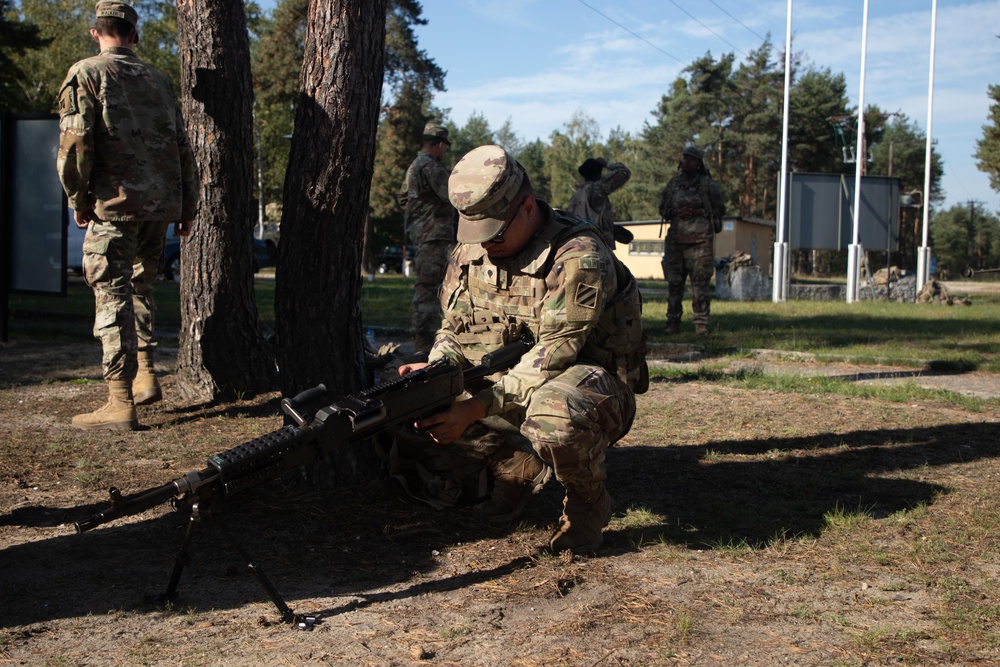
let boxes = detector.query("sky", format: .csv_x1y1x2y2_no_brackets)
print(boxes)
261,0,1000,215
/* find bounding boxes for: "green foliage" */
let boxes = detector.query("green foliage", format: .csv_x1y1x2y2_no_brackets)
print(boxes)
0,0,51,112
931,204,1000,275
975,81,1000,193
544,110,601,208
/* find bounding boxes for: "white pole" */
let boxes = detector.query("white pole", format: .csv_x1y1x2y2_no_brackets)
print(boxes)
773,0,793,303
917,0,938,293
847,0,870,304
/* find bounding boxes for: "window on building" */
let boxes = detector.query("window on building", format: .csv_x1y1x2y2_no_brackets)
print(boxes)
629,240,662,255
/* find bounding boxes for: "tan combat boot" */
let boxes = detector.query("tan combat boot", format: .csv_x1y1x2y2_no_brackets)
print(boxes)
549,485,613,553
695,323,709,337
473,450,551,523
72,380,139,431
133,349,162,406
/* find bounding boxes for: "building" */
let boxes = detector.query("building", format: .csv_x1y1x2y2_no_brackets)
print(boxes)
612,216,776,279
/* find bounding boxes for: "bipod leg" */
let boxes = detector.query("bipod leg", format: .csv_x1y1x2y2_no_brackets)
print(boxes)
218,517,312,628
162,502,202,604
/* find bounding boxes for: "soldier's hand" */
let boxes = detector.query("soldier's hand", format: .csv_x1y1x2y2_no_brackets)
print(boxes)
415,397,487,445
398,362,429,376
73,209,93,228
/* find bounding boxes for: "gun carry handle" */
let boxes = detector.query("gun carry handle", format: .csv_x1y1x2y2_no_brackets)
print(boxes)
281,384,328,427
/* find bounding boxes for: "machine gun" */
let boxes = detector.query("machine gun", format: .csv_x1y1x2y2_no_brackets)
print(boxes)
74,336,532,628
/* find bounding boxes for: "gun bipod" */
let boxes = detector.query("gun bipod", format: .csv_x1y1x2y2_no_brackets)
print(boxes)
163,500,317,630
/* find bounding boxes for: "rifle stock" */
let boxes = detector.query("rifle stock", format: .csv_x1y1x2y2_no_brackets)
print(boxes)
74,334,532,534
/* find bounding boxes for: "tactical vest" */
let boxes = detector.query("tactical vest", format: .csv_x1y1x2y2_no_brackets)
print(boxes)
448,211,648,394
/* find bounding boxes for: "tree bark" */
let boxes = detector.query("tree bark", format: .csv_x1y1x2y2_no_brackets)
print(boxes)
175,0,276,403
275,0,387,484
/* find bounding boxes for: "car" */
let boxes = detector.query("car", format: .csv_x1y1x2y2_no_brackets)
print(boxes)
376,244,415,274
163,236,272,281
253,222,280,264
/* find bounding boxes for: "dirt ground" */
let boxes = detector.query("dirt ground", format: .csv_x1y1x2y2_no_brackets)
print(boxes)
2,332,1000,666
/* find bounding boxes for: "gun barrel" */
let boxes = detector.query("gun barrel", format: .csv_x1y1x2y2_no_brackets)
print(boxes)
74,480,180,534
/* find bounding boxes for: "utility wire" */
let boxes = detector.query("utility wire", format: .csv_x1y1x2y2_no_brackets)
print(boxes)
664,0,747,57
573,0,687,65
704,0,768,43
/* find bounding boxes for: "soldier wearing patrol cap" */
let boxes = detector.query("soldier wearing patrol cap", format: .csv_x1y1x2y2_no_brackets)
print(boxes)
56,0,198,431
398,145,648,554
657,144,727,337
399,120,457,352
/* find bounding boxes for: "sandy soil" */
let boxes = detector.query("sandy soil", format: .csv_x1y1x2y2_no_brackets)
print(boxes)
2,337,999,666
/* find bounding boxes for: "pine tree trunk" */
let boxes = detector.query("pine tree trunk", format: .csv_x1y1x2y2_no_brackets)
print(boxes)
175,0,276,403
274,0,387,485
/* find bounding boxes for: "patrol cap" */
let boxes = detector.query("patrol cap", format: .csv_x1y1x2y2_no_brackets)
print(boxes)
578,158,603,180
95,0,139,27
682,144,704,161
422,121,450,145
449,145,526,244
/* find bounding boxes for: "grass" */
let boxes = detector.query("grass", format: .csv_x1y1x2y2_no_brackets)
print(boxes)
8,273,1000,370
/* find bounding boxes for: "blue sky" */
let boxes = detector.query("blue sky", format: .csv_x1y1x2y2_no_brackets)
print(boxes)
263,1,1000,214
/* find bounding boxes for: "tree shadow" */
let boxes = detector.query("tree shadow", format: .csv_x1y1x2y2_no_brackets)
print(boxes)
603,421,996,551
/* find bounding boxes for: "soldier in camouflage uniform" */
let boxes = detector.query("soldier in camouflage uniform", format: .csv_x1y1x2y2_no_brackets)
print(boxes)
56,0,198,431
398,145,648,553
399,121,457,352
658,145,726,337
566,157,633,247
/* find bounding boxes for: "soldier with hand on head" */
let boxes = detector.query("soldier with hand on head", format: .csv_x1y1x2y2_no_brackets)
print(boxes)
397,145,647,554
56,0,198,431
658,144,726,337
399,121,458,353
566,156,633,247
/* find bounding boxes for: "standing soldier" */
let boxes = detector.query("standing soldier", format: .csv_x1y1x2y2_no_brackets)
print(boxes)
56,0,198,430
566,157,632,247
398,145,648,553
658,145,726,337
399,121,457,353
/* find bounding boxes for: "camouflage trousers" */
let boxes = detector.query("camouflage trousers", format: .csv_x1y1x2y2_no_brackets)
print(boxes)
662,236,715,327
411,240,453,351
383,363,635,508
82,219,169,381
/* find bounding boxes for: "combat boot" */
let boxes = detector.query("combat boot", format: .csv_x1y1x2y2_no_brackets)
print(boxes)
473,450,551,523
695,323,709,337
133,349,162,406
664,321,680,335
549,485,613,554
72,380,139,431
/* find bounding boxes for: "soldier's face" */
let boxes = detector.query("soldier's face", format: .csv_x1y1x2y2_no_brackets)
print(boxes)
481,195,534,258
681,154,701,173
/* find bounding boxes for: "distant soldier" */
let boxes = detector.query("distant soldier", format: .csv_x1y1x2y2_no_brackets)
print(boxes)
399,121,457,352
658,145,726,337
566,157,633,247
56,0,198,430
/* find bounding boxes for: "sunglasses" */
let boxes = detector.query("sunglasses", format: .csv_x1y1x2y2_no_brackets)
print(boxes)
488,197,525,244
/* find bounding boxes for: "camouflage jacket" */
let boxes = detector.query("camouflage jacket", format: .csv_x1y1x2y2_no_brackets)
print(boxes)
429,202,646,418
657,171,726,243
566,162,631,247
56,47,199,222
400,151,456,245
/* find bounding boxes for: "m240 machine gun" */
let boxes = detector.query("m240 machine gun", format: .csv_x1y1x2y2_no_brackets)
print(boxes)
74,336,532,628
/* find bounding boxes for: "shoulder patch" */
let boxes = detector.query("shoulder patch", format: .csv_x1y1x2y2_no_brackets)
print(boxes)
58,84,78,118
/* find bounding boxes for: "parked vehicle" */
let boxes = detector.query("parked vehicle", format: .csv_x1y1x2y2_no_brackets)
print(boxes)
376,245,415,274
163,237,272,282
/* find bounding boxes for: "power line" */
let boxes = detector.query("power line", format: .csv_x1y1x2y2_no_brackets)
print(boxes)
704,0,767,43
663,0,747,58
572,0,687,65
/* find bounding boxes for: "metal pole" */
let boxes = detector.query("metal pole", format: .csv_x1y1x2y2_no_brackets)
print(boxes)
917,0,938,293
847,0,870,303
773,0,793,303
